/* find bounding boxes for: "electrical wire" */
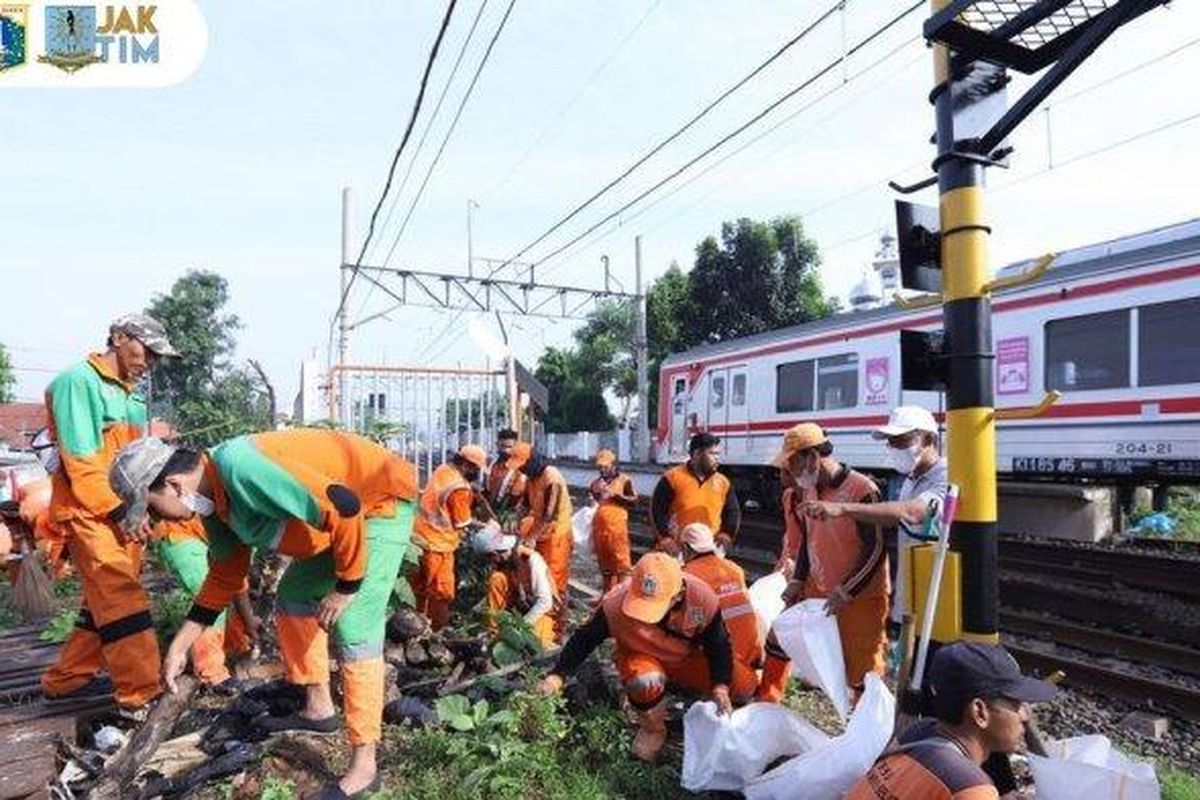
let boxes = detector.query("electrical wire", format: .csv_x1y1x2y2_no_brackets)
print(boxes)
379,0,519,268
328,0,459,353
482,0,663,200
522,0,925,271
365,0,493,267
488,1,848,274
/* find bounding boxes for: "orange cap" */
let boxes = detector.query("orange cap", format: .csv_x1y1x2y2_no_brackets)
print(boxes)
458,444,488,470
622,552,684,624
770,422,827,468
595,449,616,468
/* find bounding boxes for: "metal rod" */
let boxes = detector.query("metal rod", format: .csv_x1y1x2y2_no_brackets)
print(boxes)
635,234,649,463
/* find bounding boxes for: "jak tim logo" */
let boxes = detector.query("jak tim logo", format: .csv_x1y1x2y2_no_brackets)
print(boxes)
39,5,159,73
0,4,29,72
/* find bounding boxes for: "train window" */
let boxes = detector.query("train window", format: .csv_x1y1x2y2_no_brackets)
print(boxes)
776,360,814,413
732,373,746,407
818,353,859,410
711,376,726,409
1140,297,1200,386
1045,309,1130,390
673,377,686,397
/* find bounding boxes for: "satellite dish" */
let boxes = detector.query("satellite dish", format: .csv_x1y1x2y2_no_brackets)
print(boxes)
468,317,511,361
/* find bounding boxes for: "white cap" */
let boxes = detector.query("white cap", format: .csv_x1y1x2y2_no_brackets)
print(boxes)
471,521,516,554
872,405,938,439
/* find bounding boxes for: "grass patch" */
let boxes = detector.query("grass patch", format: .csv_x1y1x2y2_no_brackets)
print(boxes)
374,685,691,800
1163,767,1200,800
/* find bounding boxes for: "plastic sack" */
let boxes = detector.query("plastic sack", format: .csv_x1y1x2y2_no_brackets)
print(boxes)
571,505,595,558
1029,735,1160,800
681,701,828,792
745,673,896,800
771,599,850,720
747,571,788,641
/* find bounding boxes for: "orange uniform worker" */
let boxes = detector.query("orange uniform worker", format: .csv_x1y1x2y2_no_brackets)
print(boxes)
484,430,528,516
476,521,559,650
650,432,740,555
118,429,418,799
517,453,573,637
679,522,763,704
41,313,179,711
540,553,734,761
410,445,488,631
588,449,637,591
759,423,888,704
846,642,1056,800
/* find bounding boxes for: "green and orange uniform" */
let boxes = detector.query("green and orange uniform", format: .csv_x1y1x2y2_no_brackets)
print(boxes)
187,429,418,748
41,354,160,708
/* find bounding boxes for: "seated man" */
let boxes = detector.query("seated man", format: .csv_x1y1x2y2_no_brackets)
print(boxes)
846,641,1056,800
475,521,558,650
539,552,733,761
679,522,763,704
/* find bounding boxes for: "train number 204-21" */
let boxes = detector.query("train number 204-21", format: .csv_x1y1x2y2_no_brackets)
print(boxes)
1115,442,1174,455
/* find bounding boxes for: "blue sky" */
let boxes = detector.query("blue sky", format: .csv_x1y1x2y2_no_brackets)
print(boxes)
3,1,1198,410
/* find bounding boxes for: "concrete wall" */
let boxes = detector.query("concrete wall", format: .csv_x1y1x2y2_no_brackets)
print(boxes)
997,482,1116,542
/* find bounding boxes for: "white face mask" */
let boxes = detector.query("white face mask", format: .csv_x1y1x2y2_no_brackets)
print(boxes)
888,443,923,474
795,470,817,490
181,490,215,517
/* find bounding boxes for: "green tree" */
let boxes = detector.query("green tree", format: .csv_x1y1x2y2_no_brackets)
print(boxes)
147,271,272,446
534,346,615,433
0,343,15,403
684,216,832,343
644,262,692,423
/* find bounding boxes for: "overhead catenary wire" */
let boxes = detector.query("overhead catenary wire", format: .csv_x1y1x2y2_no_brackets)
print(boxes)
379,0,519,268
328,0,459,354
365,0,493,267
521,0,925,271
482,0,663,201
487,1,848,275
533,33,927,282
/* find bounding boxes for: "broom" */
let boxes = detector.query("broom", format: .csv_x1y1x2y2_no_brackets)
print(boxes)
13,534,54,622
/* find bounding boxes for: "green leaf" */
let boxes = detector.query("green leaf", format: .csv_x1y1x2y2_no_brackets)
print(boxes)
435,694,471,725
491,640,523,667
472,699,490,726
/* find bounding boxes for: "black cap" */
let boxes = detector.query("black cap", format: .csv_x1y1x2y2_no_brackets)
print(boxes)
928,642,1057,716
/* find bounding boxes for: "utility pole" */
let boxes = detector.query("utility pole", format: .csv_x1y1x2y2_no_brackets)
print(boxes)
895,0,1169,655
339,187,353,428
467,199,479,278
634,235,649,463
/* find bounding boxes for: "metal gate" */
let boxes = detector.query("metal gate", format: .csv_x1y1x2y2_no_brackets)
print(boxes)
330,364,512,486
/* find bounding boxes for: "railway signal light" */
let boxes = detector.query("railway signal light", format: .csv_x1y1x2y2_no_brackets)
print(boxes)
900,329,947,392
895,201,942,294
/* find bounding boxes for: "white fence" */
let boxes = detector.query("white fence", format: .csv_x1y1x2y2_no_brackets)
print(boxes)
545,429,631,463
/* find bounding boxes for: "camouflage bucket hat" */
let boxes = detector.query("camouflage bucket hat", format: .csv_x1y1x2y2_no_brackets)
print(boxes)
111,313,180,358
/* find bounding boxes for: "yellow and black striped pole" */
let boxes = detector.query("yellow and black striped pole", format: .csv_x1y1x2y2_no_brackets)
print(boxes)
931,0,998,644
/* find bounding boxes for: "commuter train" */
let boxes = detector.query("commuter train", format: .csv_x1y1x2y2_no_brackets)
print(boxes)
655,218,1200,501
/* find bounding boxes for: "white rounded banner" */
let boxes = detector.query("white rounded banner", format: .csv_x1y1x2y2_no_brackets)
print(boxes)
0,1,207,87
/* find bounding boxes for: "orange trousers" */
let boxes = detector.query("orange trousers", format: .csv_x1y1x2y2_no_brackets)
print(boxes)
410,550,455,631
485,571,555,650
42,515,161,708
534,526,572,638
592,519,632,592
836,592,889,689
615,647,759,710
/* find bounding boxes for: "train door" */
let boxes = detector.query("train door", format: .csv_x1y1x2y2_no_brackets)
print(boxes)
669,375,689,458
706,369,730,432
726,367,749,457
